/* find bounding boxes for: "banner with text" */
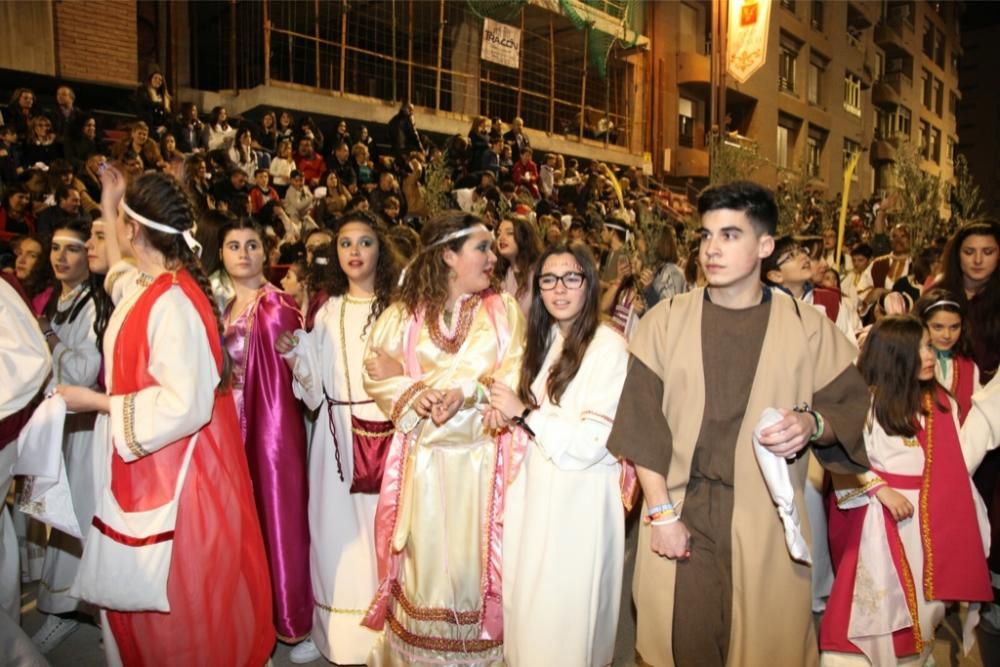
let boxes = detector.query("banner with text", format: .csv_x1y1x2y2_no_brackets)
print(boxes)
481,18,521,69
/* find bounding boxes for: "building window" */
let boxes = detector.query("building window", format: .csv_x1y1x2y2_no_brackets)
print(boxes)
922,18,934,57
811,1,823,30
949,91,958,117
679,3,699,54
779,43,798,93
777,114,800,170
807,54,826,105
933,78,943,116
874,51,885,81
947,136,956,163
843,72,862,116
679,97,695,148
897,106,912,139
875,108,890,139
919,120,931,159
921,69,933,109
781,0,796,12
930,127,941,163
934,29,946,68
843,138,861,180
806,126,826,178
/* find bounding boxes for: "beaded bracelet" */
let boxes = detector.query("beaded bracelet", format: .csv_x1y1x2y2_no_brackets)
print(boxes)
650,514,681,526
647,502,674,516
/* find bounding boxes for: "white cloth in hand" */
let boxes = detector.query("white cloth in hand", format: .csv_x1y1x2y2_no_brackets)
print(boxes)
13,395,81,538
752,407,811,564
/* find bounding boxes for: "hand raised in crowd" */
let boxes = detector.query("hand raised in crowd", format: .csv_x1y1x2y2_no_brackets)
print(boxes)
757,408,815,458
875,486,914,522
365,347,403,380
99,161,127,213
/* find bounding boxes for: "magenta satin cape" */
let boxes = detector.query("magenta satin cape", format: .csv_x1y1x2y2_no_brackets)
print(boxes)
237,286,314,640
363,291,529,642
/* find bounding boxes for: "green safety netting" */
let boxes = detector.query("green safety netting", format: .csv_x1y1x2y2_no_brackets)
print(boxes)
466,0,641,78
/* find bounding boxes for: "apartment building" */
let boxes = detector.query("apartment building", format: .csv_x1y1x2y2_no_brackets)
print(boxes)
647,0,963,206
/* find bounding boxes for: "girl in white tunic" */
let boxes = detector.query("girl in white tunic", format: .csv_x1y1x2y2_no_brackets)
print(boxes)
32,218,111,651
490,243,629,667
277,211,401,665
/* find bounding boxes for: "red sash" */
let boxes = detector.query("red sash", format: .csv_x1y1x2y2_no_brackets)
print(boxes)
917,387,992,602
811,286,841,323
951,355,976,425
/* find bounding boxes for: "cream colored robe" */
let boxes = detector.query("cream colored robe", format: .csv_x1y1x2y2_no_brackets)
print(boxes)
628,289,866,667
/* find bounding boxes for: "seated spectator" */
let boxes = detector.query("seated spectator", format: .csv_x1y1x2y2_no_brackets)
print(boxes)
249,168,280,215
282,170,316,232
352,142,376,192
0,184,36,243
36,184,87,237
357,124,378,162
499,144,513,183
327,142,357,192
269,138,295,197
503,116,531,162
77,152,104,205
172,101,204,153
0,124,23,185
11,233,52,304
293,137,326,189
512,147,540,199
276,110,295,144
298,116,325,154
160,133,186,180
380,195,402,226
539,153,557,200
479,135,502,181
202,105,236,151
50,85,85,141
368,170,403,217
184,153,213,212
112,120,165,171
135,68,172,137
213,166,251,208
63,114,99,167
5,88,36,141
229,126,259,177
318,170,351,222
256,110,279,155
47,158,98,215
22,115,63,167
331,119,352,152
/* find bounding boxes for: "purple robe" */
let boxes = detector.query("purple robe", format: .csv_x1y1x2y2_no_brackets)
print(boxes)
224,283,313,641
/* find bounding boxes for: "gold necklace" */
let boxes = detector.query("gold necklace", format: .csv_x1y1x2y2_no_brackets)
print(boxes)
426,294,481,354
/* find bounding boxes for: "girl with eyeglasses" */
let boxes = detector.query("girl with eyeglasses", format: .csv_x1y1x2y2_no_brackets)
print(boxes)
488,243,631,666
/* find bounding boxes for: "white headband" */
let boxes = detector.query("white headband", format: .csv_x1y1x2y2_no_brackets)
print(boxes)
51,234,86,248
122,200,202,258
604,221,632,244
922,299,960,314
397,223,492,287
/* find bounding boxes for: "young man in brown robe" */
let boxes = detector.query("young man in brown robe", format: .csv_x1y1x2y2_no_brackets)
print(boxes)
608,181,870,667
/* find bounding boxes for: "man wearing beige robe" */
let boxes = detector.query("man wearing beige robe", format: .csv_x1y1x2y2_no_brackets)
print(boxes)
608,181,869,667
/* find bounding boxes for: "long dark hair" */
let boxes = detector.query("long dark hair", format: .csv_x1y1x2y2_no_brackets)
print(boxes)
43,219,113,351
16,234,53,300
494,216,542,299
937,220,1000,353
517,243,601,407
857,315,936,437
913,287,973,357
195,209,235,276
308,211,400,335
124,172,231,387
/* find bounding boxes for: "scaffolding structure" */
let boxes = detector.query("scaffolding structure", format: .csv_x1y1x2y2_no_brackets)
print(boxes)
193,0,643,150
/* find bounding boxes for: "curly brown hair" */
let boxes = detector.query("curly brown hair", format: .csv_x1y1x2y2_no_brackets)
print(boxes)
308,211,401,334
399,210,490,314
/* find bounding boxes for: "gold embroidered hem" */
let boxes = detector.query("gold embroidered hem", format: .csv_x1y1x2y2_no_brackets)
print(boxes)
315,600,365,614
387,613,501,653
122,393,148,458
836,477,885,506
391,381,426,425
390,581,480,625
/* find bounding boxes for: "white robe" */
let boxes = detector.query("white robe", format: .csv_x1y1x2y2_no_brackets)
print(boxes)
503,324,628,667
0,278,51,624
286,295,380,664
37,289,101,615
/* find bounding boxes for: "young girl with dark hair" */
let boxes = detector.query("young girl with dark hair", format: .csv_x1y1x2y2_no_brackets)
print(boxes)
31,217,110,651
12,234,52,311
217,215,312,644
276,211,401,664
914,288,980,424
56,166,274,665
495,215,542,317
488,243,630,666
359,210,526,665
820,315,993,665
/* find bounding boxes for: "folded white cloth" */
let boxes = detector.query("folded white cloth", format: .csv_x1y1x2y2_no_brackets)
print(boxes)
752,407,811,564
14,395,81,538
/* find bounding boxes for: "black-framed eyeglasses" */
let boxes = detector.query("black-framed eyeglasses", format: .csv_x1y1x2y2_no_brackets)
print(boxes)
538,272,585,290
776,245,805,268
